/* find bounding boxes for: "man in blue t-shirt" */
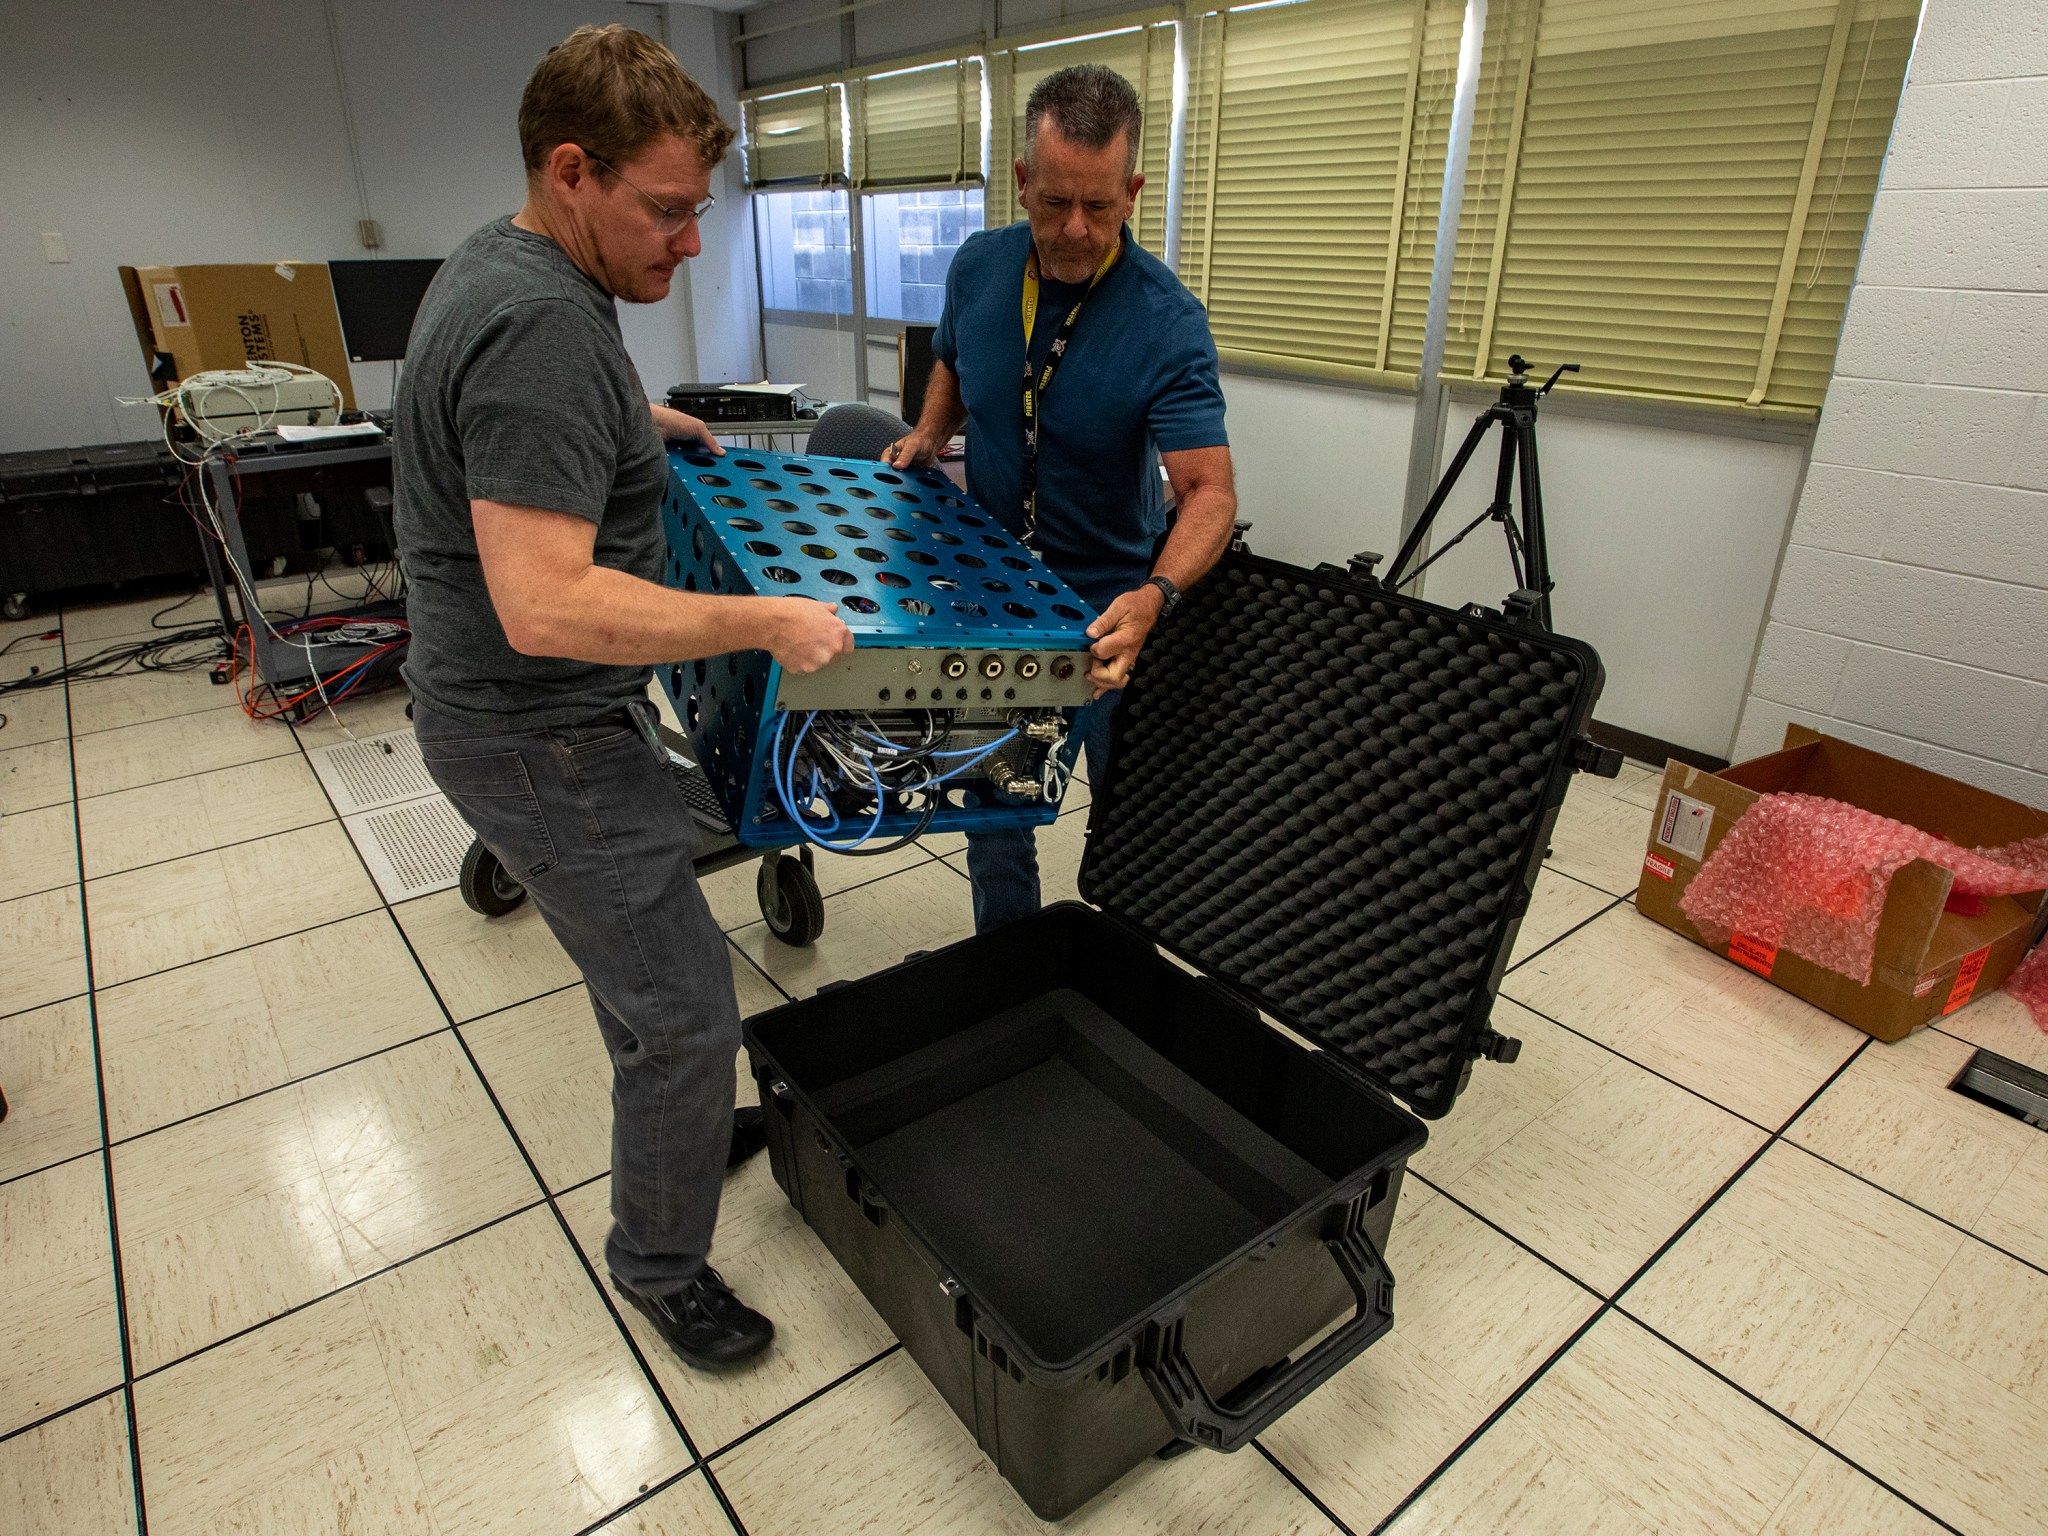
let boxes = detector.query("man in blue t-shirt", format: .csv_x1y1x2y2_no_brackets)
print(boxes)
884,64,1237,932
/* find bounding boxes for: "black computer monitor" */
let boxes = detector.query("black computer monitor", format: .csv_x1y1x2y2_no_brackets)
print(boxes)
328,258,443,362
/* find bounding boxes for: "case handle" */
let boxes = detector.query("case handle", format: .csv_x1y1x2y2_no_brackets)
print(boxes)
1138,1225,1393,1454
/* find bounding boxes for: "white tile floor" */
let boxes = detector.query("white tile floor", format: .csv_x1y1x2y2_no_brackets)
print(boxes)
2,597,2045,1534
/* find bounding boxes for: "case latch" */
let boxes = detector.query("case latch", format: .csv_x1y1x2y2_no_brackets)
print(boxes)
1475,1028,1522,1064
1570,735,1624,779
1346,550,1383,581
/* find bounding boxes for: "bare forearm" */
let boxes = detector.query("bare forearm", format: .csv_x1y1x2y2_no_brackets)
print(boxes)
504,564,785,664
913,359,967,443
1153,478,1237,593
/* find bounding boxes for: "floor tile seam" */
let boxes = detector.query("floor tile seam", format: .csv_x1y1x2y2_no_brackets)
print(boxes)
1771,1133,2048,1285
701,1342,905,1468
1604,1305,1969,1536
0,868,88,907
1500,890,1631,978
0,789,77,819
67,744,303,807
0,1383,128,1452
63,695,247,744
1250,1439,1366,1536
1368,1042,1873,1534
103,1022,455,1153
56,650,153,1536
571,1464,734,1536
124,1196,552,1387
82,905,384,995
1476,992,1782,1136
726,936,796,1006
1406,1171,1611,1303
0,990,90,1027
709,850,942,935
0,1143,106,1194
77,807,344,887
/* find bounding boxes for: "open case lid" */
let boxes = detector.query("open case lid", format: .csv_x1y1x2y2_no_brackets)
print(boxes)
1079,551,1606,1120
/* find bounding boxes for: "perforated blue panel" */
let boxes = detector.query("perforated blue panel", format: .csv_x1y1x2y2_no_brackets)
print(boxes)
654,448,1096,848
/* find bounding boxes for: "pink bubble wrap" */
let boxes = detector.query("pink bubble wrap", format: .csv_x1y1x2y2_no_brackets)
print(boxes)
1678,792,2048,1030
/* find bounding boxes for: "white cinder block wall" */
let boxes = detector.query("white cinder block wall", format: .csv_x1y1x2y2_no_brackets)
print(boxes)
1732,0,2048,807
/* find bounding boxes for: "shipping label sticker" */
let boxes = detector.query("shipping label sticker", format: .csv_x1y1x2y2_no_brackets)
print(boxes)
1943,944,1994,1016
1914,972,1941,997
1729,932,1778,978
152,282,189,327
1656,791,1715,862
1643,852,1676,881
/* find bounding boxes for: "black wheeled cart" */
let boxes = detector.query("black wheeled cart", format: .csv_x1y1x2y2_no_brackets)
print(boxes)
744,549,1608,1520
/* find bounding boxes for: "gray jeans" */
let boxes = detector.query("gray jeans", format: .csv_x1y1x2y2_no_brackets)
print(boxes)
414,698,740,1297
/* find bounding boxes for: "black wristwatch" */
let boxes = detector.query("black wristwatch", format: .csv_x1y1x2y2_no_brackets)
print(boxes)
1146,574,1181,618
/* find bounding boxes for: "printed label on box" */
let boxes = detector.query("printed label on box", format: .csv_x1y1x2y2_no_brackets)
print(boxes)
1942,944,1993,1016
1657,791,1715,862
1643,852,1676,881
1915,972,1941,997
152,282,188,327
1729,932,1777,977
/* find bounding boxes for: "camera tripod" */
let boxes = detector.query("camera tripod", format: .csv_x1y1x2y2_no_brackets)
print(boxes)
1360,354,1578,632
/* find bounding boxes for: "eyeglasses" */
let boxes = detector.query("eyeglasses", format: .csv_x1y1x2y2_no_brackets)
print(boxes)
590,156,715,235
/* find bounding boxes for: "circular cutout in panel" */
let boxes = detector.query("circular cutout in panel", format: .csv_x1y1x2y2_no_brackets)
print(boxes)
867,506,897,521
691,524,706,560
764,498,799,513
829,467,858,479
892,490,922,504
733,458,766,471
763,566,802,585
911,510,940,523
815,502,849,517
958,513,985,527
955,553,987,569
899,597,935,616
1052,604,1085,620
1004,602,1038,619
783,462,813,475
712,495,747,510
748,478,782,492
727,516,764,531
711,556,724,588
693,658,708,685
951,599,986,617
834,523,868,539
727,652,741,676
931,531,962,546
875,570,911,588
904,550,938,567
697,473,730,487
884,528,915,542
981,534,1008,549
1001,556,1032,571
929,576,961,591
917,469,949,486
743,540,782,557
799,483,828,495
936,492,965,507
781,520,818,536
800,544,837,560
844,595,879,614
847,486,877,500
1026,578,1054,594
981,579,1012,593
684,453,717,467
820,568,857,586
854,547,888,563
874,470,903,485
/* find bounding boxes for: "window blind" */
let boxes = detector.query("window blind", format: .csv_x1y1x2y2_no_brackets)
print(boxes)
741,86,846,188
1179,0,1453,386
850,58,984,189
986,21,1178,252
1441,0,1917,414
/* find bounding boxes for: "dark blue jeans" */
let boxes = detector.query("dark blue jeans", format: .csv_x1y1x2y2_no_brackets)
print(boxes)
414,698,740,1298
965,690,1118,932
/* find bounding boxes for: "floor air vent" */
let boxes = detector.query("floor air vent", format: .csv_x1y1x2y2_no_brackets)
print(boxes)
344,795,475,902
1951,1049,2048,1132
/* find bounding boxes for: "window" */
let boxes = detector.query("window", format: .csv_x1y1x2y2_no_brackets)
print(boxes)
864,189,986,324
756,190,854,315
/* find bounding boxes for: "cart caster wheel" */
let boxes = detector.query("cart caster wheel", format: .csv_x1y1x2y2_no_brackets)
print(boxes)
1,593,27,623
460,841,528,917
759,856,825,947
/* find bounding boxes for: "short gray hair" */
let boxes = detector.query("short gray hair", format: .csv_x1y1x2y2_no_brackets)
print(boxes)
1023,64,1141,177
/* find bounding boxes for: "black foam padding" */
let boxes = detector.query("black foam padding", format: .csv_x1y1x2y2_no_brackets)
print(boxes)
1082,553,1601,1119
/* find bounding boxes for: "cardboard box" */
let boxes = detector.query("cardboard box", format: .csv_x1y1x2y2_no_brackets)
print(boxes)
118,262,356,409
1635,726,2048,1042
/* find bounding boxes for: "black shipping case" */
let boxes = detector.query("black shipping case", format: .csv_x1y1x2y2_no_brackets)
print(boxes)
744,550,1606,1520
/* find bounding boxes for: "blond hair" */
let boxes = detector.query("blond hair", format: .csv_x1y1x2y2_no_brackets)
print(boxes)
519,24,733,177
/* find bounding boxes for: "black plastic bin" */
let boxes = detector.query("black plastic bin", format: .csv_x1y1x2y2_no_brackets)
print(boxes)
743,550,1606,1520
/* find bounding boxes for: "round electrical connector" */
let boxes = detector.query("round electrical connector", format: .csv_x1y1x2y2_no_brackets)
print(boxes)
980,655,1005,679
940,653,967,679
1051,655,1076,680
1016,655,1041,679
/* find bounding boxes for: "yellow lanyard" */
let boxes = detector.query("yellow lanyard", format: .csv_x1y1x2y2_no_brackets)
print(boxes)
1018,238,1121,545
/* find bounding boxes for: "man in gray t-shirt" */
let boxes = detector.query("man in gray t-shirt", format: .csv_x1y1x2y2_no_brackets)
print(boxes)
394,25,850,1371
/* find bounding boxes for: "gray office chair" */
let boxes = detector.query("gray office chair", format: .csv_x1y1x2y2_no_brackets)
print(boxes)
805,402,912,462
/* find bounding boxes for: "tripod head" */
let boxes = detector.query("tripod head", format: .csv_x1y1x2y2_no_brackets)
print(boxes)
1505,354,1580,399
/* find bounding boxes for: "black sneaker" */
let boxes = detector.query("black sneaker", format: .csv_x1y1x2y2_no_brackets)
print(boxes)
615,1268,775,1369
728,1106,768,1170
